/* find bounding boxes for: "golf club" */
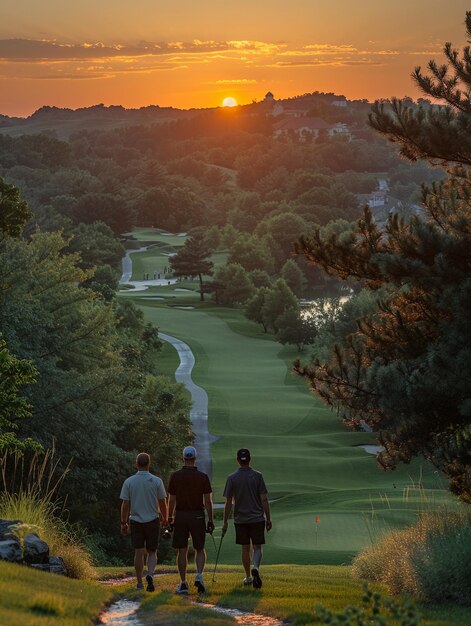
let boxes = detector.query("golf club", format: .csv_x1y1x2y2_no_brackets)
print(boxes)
209,530,218,552
212,532,225,583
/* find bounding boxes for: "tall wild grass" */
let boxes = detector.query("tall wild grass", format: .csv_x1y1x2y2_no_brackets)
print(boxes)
352,508,471,606
0,448,96,579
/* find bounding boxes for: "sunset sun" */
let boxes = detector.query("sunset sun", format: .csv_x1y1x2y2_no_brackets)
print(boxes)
222,96,238,107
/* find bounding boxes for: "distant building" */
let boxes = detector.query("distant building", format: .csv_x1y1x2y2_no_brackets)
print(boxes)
329,122,351,139
264,92,275,102
368,190,388,208
274,117,330,140
274,117,352,141
331,99,348,107
272,101,311,117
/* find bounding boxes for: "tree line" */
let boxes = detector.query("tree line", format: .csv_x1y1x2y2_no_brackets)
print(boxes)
0,178,192,562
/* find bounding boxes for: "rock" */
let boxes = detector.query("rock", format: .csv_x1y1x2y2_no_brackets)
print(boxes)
49,556,66,575
30,563,51,572
0,520,65,575
30,558,66,575
0,537,22,563
0,519,20,540
23,533,49,564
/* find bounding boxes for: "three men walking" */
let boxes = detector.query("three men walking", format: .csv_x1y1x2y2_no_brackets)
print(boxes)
120,447,271,593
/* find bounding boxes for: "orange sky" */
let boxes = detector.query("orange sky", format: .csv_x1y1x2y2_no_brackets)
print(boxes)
0,1,469,116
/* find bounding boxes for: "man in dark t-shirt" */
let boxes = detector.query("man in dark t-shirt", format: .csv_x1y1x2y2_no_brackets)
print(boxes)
222,448,272,589
168,446,214,594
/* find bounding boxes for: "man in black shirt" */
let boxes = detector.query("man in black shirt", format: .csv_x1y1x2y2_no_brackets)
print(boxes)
168,446,214,594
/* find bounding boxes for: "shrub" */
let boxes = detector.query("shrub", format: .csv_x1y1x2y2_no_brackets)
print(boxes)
1,489,96,579
314,585,420,626
0,449,96,579
352,509,471,605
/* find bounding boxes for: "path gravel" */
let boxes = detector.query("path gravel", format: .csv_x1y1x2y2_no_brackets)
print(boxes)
120,247,148,283
159,332,214,479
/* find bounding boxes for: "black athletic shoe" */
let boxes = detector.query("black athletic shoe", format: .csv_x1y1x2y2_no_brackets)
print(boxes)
176,581,189,594
194,575,206,594
146,574,155,592
251,568,262,589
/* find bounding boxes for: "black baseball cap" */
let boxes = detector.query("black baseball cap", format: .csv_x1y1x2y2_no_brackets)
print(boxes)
237,448,251,462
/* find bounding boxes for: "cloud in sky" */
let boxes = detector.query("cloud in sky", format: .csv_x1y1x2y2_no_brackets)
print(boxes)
0,38,285,61
0,37,442,81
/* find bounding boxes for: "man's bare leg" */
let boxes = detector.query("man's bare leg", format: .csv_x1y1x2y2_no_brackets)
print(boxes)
147,550,157,576
241,544,251,577
177,547,188,582
195,548,206,575
134,548,146,585
251,544,263,589
253,544,262,569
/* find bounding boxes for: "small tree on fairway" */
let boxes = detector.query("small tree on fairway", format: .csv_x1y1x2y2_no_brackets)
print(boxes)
248,269,272,289
170,233,214,301
261,279,299,333
213,263,254,306
245,287,270,332
276,308,317,352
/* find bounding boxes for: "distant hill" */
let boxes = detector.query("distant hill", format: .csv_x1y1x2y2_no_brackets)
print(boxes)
0,91,368,139
0,103,205,138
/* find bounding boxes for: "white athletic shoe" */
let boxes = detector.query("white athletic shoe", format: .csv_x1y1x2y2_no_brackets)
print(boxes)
243,576,253,586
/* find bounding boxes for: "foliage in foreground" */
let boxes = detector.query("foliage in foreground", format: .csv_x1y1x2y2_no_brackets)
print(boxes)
315,585,420,625
295,12,471,501
352,509,471,606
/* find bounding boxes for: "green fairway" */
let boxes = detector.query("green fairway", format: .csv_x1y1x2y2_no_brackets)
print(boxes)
120,281,451,566
130,245,178,281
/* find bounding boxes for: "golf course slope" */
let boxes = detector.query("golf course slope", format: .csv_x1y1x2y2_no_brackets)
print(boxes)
118,230,449,566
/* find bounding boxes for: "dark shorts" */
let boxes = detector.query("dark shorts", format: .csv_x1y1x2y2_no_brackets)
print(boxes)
172,510,206,550
130,518,160,551
235,521,265,545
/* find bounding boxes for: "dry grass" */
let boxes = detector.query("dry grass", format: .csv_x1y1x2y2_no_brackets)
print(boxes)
352,509,471,605
0,489,96,579
0,449,95,579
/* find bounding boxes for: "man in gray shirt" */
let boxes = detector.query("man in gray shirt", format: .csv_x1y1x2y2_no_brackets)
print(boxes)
222,448,272,588
120,452,168,591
